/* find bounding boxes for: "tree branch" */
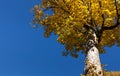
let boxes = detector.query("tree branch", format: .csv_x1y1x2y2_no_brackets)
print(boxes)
102,0,120,30
97,0,120,42
98,0,105,42
98,0,105,28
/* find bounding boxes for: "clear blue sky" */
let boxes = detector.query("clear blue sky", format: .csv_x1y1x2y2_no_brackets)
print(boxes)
0,0,120,76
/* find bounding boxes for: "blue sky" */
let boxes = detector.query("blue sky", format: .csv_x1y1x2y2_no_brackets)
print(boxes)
0,0,120,76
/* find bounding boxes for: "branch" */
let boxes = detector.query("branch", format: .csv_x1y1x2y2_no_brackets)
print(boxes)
97,0,105,42
102,22,119,30
98,0,105,27
96,0,120,42
102,0,120,30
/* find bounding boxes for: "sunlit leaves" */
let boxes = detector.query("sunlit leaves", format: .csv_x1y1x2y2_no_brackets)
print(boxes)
33,0,120,55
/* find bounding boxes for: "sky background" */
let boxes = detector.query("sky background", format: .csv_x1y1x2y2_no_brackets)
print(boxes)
0,0,120,76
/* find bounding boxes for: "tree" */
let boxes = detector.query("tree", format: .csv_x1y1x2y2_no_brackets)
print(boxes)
32,0,120,76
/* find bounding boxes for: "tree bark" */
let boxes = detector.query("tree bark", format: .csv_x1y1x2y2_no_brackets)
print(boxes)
84,29,103,76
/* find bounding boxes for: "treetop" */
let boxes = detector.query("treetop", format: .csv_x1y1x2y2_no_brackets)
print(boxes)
33,0,120,57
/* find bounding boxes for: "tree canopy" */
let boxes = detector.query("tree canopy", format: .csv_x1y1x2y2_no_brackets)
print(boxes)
33,0,120,57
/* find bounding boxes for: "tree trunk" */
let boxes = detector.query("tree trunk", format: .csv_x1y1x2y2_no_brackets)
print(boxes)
84,29,103,76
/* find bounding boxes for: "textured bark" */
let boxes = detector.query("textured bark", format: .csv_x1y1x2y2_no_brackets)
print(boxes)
84,29,103,76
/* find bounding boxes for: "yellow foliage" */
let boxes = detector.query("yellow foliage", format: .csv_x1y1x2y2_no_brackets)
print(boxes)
104,71,120,76
80,71,120,76
33,0,120,53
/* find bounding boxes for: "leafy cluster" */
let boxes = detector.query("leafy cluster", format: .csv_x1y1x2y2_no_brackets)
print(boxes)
33,0,120,57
